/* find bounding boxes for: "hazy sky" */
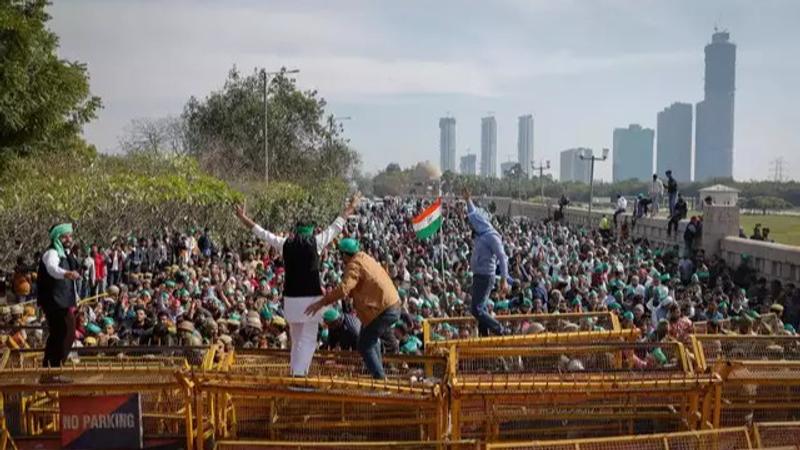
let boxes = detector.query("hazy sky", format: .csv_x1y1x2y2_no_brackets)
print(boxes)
49,0,800,181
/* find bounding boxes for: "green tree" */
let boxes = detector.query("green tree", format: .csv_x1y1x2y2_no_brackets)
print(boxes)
741,196,793,215
181,66,359,185
0,0,102,163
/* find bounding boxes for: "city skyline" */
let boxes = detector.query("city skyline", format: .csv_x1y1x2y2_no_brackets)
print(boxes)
480,116,497,178
612,124,654,183
439,117,456,174
50,1,800,181
695,30,737,181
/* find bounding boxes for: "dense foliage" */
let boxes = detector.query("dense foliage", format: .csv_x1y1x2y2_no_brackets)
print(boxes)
0,152,349,267
0,0,102,166
180,67,359,185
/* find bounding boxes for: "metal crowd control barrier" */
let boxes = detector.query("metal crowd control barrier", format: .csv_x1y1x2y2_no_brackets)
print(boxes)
447,341,722,442
692,313,779,335
426,328,640,356
423,312,619,350
691,335,800,426
192,349,449,450
214,440,479,449
752,421,800,449
484,426,754,450
0,346,216,450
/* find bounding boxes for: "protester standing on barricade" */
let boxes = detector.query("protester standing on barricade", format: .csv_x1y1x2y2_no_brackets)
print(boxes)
463,189,510,336
665,170,678,216
649,174,664,217
37,223,81,382
234,193,360,376
306,238,401,379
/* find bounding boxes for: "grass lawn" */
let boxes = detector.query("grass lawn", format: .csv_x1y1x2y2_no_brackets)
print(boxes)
740,214,800,246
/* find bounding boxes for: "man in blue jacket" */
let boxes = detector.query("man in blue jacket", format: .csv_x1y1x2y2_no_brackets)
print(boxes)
464,190,510,336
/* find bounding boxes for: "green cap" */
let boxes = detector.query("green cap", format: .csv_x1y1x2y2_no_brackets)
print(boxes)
86,323,102,335
784,324,796,333
102,317,115,327
608,302,622,311
622,311,634,321
339,238,360,255
522,298,533,307
260,306,273,320
651,347,668,365
323,308,341,323
660,274,671,282
495,300,510,311
165,280,176,288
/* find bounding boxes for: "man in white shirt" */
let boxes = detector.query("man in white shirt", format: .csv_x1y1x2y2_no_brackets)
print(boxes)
37,223,81,382
649,174,664,217
613,194,628,228
234,193,360,376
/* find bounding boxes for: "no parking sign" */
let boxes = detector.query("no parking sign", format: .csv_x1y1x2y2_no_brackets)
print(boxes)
60,394,143,450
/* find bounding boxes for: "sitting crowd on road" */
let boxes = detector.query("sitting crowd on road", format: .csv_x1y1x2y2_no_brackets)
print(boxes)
2,195,798,357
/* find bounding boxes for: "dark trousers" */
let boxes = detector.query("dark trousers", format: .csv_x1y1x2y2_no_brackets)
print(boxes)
667,216,680,236
358,306,400,379
42,305,75,368
470,274,504,336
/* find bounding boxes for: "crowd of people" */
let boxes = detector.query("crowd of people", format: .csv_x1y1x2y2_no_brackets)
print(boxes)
2,193,798,372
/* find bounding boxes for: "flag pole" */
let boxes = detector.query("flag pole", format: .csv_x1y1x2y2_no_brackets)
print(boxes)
439,179,445,279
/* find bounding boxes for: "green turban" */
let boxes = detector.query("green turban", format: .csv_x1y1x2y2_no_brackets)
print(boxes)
339,238,360,255
49,223,74,258
323,308,341,323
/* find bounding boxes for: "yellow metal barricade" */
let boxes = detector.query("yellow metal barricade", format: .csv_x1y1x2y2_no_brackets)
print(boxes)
214,440,479,449
449,341,721,442
485,426,753,450
692,335,800,426
752,421,800,449
193,349,449,450
0,347,212,450
426,328,639,355
423,312,619,349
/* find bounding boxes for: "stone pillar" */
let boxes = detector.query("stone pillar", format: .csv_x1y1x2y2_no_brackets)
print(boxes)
700,205,740,256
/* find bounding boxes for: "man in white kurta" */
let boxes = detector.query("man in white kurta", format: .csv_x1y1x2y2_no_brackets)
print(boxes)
234,195,359,375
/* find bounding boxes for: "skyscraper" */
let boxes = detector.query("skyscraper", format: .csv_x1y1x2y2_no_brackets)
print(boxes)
657,102,693,181
480,116,497,178
517,115,534,177
460,153,477,176
439,117,456,173
560,148,592,184
695,30,736,181
612,124,654,182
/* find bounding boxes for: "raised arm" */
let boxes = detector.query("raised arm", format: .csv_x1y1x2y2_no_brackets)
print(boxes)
316,192,361,253
234,203,286,254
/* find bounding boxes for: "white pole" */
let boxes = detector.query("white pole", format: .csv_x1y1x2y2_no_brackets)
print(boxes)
439,180,445,278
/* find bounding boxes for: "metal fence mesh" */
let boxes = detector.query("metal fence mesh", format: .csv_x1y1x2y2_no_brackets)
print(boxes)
223,348,447,381
485,427,753,450
454,342,689,378
425,313,617,344
754,422,800,448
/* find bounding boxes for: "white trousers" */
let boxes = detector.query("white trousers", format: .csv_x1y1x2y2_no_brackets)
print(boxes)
284,295,326,376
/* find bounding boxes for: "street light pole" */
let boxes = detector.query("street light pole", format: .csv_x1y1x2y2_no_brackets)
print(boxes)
530,160,551,203
263,68,300,183
578,148,609,225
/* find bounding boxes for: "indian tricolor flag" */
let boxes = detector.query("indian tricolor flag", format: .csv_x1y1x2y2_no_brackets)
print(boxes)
412,198,443,240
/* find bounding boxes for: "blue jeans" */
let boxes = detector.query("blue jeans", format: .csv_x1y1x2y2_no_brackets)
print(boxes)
358,305,401,379
470,274,504,336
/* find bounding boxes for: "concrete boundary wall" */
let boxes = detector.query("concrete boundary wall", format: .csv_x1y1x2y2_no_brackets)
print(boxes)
720,237,800,284
480,197,800,285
